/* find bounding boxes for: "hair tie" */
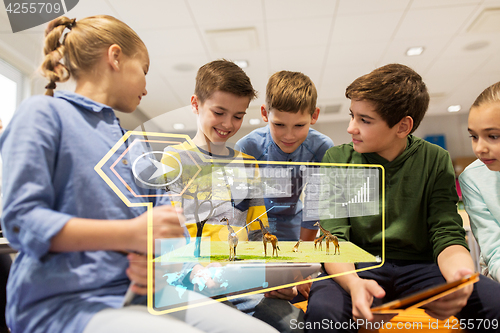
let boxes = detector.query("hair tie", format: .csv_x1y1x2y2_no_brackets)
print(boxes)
67,18,76,30
45,81,56,90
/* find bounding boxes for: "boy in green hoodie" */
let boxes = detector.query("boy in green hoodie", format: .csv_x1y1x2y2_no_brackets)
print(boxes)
304,64,500,333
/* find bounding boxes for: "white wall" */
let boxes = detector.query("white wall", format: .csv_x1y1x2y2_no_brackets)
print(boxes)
414,113,473,159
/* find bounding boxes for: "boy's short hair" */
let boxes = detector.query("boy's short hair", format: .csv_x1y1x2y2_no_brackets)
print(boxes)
195,59,257,104
266,71,317,115
345,64,429,133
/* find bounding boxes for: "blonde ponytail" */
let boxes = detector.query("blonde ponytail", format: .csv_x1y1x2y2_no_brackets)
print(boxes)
40,17,75,96
40,15,145,97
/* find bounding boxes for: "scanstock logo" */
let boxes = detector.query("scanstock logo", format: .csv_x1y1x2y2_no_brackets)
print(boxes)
3,0,79,33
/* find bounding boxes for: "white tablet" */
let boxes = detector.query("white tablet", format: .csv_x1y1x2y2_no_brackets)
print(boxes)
200,262,322,296
151,262,322,311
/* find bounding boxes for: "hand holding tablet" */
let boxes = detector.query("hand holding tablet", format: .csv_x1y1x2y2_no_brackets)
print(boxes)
370,272,480,315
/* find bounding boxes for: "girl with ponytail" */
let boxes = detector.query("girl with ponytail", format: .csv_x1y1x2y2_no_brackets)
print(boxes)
459,82,500,283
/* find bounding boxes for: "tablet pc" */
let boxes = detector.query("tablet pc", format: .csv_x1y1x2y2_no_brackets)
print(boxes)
153,262,322,311
222,262,322,289
188,262,322,298
370,272,480,315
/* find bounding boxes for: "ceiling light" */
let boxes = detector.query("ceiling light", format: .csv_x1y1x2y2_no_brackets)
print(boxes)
249,118,260,125
447,105,461,112
205,27,259,53
406,46,424,56
173,123,185,130
233,60,249,69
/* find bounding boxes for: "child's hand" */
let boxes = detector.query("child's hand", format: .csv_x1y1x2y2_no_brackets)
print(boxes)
296,276,312,299
130,205,185,254
423,268,474,320
126,253,148,295
349,278,386,322
264,286,298,300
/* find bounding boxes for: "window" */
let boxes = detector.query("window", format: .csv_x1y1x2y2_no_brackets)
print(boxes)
0,58,24,129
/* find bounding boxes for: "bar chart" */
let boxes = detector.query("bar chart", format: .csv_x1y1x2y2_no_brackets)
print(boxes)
303,166,380,219
342,176,371,206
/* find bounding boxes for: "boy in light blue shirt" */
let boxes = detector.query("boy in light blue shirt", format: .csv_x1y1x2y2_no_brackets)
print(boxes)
237,71,333,242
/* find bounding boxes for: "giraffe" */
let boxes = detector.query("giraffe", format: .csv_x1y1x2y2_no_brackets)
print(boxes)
293,239,302,253
257,218,280,257
313,222,340,255
314,234,325,250
222,217,238,261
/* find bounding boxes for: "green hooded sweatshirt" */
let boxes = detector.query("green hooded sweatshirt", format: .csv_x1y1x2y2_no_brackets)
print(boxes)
321,135,468,262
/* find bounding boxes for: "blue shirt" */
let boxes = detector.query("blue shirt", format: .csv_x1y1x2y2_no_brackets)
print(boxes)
0,91,162,333
236,126,333,240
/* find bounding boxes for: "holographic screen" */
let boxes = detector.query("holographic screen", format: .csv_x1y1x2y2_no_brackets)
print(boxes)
115,132,385,313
